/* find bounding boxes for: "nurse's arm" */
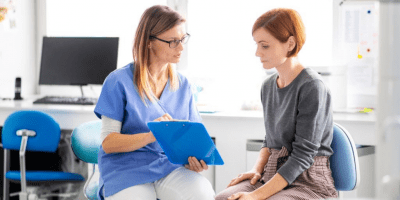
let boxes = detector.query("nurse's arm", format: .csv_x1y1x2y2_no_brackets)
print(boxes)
102,132,155,154
101,113,173,154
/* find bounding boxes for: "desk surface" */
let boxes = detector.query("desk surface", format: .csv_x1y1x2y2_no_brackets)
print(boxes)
0,97,97,130
200,109,376,122
0,99,376,122
0,98,96,113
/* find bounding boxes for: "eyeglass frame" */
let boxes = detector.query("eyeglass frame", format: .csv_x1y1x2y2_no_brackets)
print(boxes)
149,33,190,48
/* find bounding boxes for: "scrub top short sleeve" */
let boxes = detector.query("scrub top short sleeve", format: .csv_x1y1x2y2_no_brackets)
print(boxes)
94,72,126,122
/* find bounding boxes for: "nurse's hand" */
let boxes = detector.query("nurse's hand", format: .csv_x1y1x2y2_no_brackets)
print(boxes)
148,114,174,143
154,113,173,121
185,156,208,172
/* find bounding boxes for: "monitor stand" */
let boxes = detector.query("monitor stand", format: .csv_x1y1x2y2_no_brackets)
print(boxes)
76,85,97,105
79,85,85,99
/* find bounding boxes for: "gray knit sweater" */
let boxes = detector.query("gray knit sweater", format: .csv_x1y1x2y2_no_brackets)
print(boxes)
261,68,334,185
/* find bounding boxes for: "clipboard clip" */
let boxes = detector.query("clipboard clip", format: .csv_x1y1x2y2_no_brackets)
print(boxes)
171,119,190,122
164,120,189,127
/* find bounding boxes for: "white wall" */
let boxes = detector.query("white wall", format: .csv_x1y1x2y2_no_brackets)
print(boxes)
185,0,333,111
0,0,36,98
376,2,400,199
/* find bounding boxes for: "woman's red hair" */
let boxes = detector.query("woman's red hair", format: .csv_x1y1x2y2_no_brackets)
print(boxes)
252,8,306,57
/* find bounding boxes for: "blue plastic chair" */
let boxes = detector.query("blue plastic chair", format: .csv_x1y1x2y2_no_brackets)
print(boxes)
71,120,103,200
2,110,85,200
330,123,360,194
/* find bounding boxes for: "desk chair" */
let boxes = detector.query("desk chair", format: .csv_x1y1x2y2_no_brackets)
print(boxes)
1,110,84,200
71,120,102,200
330,123,360,196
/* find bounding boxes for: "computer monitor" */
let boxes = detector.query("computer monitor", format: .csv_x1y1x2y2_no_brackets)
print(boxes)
39,37,119,85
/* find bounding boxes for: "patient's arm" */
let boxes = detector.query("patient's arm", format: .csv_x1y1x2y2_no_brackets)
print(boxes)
252,147,270,174
227,147,271,187
250,172,288,199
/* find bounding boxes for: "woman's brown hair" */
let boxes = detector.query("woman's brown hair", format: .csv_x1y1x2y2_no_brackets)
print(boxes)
252,8,306,57
133,5,185,103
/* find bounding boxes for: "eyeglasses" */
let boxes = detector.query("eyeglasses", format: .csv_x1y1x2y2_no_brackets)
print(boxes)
150,34,190,48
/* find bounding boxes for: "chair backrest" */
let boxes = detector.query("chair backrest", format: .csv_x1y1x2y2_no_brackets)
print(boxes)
71,120,102,164
330,123,360,191
2,110,61,152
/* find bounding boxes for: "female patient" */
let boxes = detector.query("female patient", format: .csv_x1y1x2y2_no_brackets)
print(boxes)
215,8,338,200
94,5,214,200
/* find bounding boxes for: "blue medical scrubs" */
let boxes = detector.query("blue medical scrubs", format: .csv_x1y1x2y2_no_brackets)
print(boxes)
94,63,202,198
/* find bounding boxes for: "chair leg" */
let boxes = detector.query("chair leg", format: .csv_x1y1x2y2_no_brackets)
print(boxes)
18,192,28,200
3,149,10,200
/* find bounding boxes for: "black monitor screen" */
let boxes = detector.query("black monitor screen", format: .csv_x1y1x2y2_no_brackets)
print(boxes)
39,37,119,85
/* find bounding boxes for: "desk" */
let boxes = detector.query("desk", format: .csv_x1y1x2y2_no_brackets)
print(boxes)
0,99,98,130
0,98,377,194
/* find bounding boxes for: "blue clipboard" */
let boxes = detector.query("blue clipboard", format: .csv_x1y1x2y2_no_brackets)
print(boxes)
147,121,224,165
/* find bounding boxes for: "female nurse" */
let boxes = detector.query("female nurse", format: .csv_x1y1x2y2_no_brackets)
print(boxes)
215,8,338,200
94,5,215,200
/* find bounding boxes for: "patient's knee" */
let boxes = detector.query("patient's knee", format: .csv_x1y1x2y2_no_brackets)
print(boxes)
214,190,233,200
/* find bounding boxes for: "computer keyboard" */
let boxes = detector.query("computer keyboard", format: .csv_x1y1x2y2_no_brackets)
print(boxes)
33,96,97,105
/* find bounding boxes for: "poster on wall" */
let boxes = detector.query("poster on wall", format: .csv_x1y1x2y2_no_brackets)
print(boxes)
338,1,379,108
0,0,17,31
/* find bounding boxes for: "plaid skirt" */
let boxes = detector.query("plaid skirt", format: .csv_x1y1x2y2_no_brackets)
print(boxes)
215,146,338,200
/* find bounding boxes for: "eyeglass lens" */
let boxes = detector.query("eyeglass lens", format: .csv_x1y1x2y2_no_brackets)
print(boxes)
170,35,189,48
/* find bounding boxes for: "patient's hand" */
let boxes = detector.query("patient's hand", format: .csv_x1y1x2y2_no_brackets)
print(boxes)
227,170,262,187
228,192,258,200
185,156,208,172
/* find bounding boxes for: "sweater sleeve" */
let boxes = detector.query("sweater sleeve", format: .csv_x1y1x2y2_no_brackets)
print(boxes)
277,79,331,184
